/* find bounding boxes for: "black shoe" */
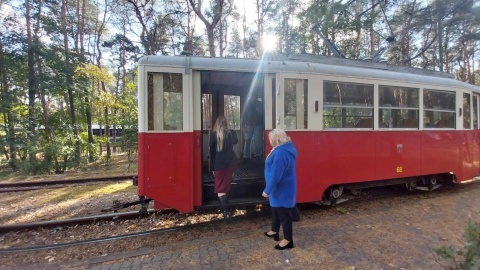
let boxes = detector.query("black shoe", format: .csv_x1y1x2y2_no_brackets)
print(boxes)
264,232,280,241
218,195,231,223
223,211,232,223
275,241,294,250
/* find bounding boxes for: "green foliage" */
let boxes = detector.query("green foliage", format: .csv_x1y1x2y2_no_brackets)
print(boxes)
79,131,99,159
436,220,480,270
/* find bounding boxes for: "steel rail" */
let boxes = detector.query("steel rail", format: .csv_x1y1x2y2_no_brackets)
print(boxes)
0,226,181,253
0,174,137,189
0,210,159,232
0,183,118,193
0,211,267,253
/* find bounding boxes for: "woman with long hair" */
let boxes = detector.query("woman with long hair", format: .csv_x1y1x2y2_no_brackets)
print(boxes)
209,116,238,223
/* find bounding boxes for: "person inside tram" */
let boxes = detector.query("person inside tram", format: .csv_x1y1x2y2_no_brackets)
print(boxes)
242,98,264,163
252,98,264,160
209,115,238,223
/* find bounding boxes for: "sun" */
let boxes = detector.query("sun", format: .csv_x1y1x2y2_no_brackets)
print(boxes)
262,34,278,52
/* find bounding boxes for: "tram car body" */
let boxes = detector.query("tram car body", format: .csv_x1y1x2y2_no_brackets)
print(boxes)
92,124,123,142
137,54,480,213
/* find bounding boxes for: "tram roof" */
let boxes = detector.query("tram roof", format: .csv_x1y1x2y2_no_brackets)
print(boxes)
138,54,480,92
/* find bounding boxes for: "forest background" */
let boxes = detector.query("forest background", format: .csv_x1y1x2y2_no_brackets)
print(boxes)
0,0,479,174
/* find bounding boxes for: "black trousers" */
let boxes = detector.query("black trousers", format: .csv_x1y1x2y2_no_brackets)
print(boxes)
271,207,293,241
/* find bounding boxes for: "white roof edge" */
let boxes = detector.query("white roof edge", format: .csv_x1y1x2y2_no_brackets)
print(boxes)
137,55,480,93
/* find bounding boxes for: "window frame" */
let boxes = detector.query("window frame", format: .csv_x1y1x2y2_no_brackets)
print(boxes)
422,89,456,130
322,80,374,130
378,85,420,130
141,66,191,133
275,73,320,131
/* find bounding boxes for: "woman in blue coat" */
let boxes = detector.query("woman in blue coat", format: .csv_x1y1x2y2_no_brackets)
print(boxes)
262,128,297,250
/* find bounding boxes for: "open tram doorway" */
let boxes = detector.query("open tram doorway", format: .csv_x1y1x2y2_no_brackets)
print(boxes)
200,71,266,207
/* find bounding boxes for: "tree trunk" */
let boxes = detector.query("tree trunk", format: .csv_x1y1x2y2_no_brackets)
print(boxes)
96,0,111,160
207,27,216,57
370,0,375,55
25,0,37,163
125,0,152,54
351,0,362,58
61,0,81,163
78,0,94,162
188,0,226,57
0,44,17,170
35,0,56,155
242,12,247,58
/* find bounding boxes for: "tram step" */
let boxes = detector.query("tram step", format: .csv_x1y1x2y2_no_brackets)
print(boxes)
202,180,265,203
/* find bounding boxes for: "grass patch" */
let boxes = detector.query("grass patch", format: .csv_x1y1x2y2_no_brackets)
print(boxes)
0,153,138,183
36,181,136,205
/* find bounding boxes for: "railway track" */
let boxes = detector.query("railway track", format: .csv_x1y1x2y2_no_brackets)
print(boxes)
0,174,137,193
0,210,160,233
0,208,267,254
0,182,475,255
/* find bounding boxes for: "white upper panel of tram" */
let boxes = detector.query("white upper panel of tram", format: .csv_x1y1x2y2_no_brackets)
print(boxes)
138,54,480,93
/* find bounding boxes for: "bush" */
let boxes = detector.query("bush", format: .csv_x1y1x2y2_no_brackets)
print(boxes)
436,220,480,270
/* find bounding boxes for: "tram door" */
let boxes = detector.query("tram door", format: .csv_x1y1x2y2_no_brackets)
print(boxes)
473,94,480,175
202,93,242,166
201,71,266,205
274,73,323,203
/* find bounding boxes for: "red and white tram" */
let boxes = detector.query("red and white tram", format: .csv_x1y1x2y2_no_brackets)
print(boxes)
136,54,480,213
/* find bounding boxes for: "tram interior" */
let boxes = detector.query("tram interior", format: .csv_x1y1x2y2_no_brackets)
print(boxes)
200,71,266,206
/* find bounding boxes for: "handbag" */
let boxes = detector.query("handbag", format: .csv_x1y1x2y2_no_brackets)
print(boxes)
291,205,300,222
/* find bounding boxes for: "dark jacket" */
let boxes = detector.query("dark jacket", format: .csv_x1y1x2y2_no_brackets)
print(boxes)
263,141,297,208
209,130,238,171
243,100,264,127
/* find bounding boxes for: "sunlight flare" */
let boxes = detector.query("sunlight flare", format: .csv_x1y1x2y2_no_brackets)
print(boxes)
263,34,278,52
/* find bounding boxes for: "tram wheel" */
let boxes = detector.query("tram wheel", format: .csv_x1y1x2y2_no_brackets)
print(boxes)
428,175,439,190
405,182,416,191
330,186,343,199
430,175,437,185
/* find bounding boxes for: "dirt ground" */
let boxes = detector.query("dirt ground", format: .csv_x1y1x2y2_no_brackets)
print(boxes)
0,154,233,267
0,156,479,269
1,182,479,269
85,182,480,270
0,153,140,224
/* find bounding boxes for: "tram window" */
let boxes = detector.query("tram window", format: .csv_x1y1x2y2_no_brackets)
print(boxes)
379,85,419,129
423,89,456,129
464,93,471,129
284,79,308,130
147,73,183,131
473,95,478,129
224,95,241,130
202,94,212,130
323,81,373,129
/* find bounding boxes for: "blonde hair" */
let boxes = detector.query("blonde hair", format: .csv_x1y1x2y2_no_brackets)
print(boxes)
213,116,228,152
268,128,291,147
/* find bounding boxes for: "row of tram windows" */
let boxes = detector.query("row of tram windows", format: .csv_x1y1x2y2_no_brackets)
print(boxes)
144,72,479,131
146,72,242,131
281,79,478,130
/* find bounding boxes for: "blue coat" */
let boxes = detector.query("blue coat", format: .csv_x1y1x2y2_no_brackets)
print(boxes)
263,141,297,208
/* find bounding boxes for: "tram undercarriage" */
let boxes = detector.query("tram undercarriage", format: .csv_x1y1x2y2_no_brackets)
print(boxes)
318,173,455,206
